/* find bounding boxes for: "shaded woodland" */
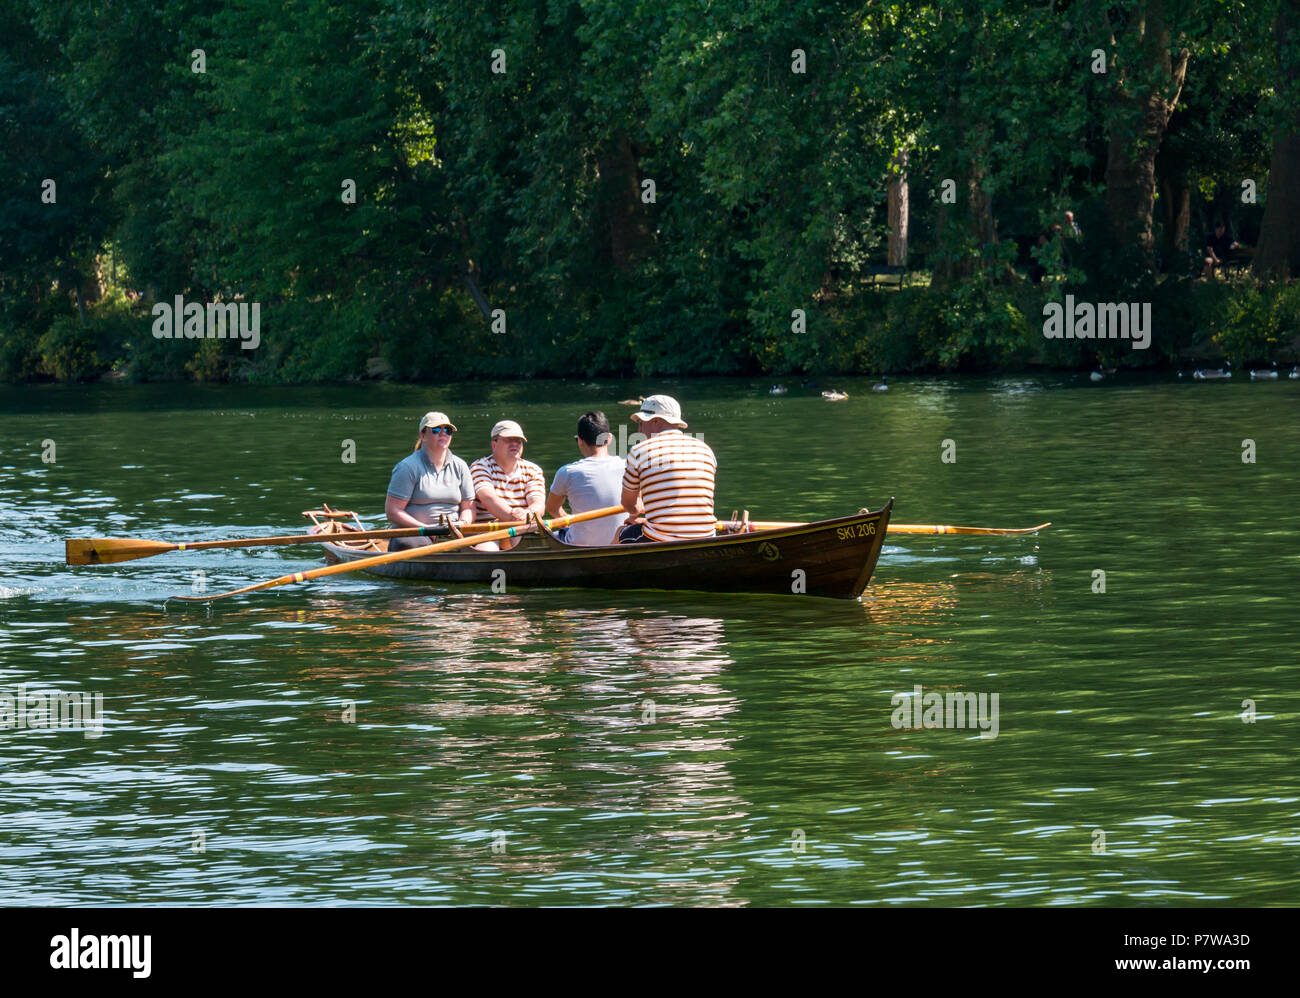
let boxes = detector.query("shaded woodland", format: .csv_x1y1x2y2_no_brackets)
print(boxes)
2,0,1297,383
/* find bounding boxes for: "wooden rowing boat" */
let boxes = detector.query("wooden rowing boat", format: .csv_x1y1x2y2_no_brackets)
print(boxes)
311,500,894,600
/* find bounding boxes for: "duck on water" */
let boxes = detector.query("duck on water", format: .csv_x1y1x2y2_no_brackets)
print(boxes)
1192,362,1232,380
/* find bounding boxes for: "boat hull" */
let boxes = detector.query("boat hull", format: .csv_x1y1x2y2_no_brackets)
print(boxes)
316,501,893,600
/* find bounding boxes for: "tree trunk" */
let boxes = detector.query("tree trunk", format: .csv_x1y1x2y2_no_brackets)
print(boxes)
968,159,996,247
1103,0,1189,265
595,132,650,272
887,150,909,267
63,259,91,324
1158,176,1190,271
931,138,999,287
1254,0,1300,279
930,202,954,288
461,267,492,319
1253,134,1300,278
80,262,102,308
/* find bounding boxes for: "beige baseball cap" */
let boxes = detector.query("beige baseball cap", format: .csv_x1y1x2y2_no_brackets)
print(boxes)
418,411,458,432
491,419,528,441
631,394,688,428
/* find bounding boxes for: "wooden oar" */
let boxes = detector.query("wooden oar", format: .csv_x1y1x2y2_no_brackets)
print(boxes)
66,522,472,566
70,509,641,564
716,520,1051,535
74,511,1051,567
461,517,1051,536
167,506,625,604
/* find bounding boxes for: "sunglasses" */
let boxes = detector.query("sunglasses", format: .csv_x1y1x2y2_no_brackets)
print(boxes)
425,426,453,435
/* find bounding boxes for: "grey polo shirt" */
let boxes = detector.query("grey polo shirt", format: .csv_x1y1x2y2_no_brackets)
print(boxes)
386,449,474,523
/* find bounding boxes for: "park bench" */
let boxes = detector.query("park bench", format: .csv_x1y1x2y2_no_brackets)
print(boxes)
1221,249,1254,274
864,264,908,288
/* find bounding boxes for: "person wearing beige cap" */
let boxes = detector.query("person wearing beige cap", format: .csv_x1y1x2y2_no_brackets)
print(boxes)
618,394,718,543
385,411,475,550
469,419,547,550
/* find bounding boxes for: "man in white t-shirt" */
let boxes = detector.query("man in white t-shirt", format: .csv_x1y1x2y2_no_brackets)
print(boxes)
544,411,628,545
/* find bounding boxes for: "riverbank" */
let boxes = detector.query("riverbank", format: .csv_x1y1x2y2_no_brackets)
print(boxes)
4,276,1297,385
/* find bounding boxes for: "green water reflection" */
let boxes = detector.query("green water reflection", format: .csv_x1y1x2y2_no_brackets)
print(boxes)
0,377,1296,905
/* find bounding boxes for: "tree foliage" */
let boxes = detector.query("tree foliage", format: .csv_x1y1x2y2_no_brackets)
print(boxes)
0,0,1293,383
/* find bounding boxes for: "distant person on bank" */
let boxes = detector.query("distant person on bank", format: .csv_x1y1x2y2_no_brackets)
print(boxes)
545,411,630,545
1202,221,1238,278
471,419,546,551
385,411,475,551
618,395,717,544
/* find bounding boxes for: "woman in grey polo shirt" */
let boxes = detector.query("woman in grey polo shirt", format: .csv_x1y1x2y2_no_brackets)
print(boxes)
385,411,476,550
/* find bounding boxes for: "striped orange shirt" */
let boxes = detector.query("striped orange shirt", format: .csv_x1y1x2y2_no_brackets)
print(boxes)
470,455,546,520
622,429,717,541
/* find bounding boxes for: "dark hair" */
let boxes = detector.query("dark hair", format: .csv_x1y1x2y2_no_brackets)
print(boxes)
577,410,611,446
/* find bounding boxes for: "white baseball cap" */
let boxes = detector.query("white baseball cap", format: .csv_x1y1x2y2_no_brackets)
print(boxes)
418,411,458,432
631,394,688,428
491,419,528,441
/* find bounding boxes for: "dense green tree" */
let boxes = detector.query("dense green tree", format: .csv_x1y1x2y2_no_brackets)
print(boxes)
0,0,1290,383
0,1,114,376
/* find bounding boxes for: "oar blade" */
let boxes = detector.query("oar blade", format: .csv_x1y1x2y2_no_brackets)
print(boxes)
65,538,176,566
887,522,1052,536
168,577,282,603
948,522,1051,536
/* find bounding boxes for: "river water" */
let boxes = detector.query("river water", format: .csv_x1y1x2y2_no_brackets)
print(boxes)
1,376,1296,905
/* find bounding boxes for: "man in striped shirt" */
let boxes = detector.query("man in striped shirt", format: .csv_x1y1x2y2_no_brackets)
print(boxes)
470,419,546,550
618,395,717,543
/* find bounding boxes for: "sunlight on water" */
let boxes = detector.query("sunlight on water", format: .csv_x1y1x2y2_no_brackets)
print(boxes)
0,378,1297,905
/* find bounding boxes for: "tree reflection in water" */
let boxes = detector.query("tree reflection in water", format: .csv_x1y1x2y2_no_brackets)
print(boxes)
36,571,1047,904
